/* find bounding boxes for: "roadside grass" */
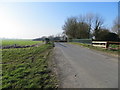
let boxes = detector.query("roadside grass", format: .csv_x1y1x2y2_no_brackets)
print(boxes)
2,40,42,46
2,44,57,88
69,42,119,56
109,44,119,49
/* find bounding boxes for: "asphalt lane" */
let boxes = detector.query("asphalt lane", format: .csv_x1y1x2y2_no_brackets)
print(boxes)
54,42,118,88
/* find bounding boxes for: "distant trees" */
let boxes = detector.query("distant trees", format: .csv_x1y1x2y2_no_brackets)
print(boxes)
45,38,50,44
62,13,119,41
62,17,78,39
112,17,120,38
33,36,46,41
104,32,119,41
62,16,90,39
93,28,108,40
92,27,119,41
77,22,90,39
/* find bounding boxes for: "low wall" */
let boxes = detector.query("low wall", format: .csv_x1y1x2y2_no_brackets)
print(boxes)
70,39,92,44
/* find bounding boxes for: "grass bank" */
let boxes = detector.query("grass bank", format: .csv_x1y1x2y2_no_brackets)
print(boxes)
69,42,119,57
2,44,57,88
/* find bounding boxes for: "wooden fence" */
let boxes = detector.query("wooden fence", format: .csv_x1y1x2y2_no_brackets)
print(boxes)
92,41,120,49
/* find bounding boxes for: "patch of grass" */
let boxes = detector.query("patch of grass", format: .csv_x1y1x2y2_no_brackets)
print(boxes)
69,42,119,56
109,44,119,48
2,44,57,88
2,40,42,46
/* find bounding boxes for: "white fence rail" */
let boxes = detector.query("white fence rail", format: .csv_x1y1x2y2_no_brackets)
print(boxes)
92,41,120,49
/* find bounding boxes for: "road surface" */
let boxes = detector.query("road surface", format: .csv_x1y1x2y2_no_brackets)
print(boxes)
52,42,118,88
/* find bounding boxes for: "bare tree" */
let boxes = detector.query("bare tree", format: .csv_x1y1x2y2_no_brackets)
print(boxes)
78,14,86,23
85,13,94,38
93,14,104,40
112,17,120,37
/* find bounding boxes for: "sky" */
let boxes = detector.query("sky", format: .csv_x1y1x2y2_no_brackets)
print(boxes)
0,2,118,39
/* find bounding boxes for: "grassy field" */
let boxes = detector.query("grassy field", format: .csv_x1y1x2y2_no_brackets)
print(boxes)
69,42,119,56
2,40,42,46
2,43,57,88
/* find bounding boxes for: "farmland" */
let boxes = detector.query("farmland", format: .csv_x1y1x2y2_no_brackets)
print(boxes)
2,40,57,88
2,40,42,46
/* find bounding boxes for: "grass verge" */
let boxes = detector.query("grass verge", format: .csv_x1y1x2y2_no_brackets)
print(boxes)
2,44,57,88
69,42,119,57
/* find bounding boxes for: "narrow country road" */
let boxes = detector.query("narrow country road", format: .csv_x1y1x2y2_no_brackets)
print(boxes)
53,42,118,88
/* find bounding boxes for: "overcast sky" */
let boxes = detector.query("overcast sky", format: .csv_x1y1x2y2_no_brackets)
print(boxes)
0,2,118,39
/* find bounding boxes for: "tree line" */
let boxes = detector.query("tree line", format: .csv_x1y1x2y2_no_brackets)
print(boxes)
62,13,120,41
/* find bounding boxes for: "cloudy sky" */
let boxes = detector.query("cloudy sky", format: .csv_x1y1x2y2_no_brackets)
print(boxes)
0,1,118,39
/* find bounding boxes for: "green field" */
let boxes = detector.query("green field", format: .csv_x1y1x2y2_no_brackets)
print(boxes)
2,40,42,46
2,41,57,88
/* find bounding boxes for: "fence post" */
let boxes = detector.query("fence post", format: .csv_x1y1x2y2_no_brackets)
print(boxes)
106,41,109,49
